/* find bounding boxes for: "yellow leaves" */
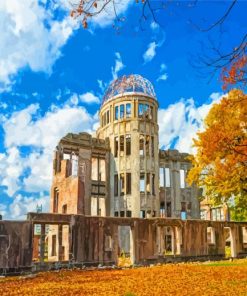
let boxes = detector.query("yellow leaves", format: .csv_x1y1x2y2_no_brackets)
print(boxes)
188,89,247,208
1,261,247,295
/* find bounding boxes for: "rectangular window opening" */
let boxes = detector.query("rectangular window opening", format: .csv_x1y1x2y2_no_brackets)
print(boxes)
146,135,150,156
115,106,119,120
114,137,119,157
126,173,131,194
120,173,125,196
120,104,125,119
126,210,132,217
139,135,144,156
152,174,155,195
120,135,124,152
126,135,131,155
138,103,144,118
114,175,118,197
126,103,131,118
140,173,145,193
159,167,164,187
146,173,150,194
165,168,170,187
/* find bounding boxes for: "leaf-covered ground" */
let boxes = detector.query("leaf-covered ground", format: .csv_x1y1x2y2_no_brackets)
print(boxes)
1,259,247,296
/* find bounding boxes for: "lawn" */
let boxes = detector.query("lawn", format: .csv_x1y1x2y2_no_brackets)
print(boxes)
1,259,247,296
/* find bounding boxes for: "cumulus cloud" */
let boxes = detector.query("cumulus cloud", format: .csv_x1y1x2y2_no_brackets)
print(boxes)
0,102,98,201
79,92,100,104
88,0,133,28
0,0,78,90
143,42,158,63
7,194,49,220
157,63,168,82
111,52,125,80
158,93,223,153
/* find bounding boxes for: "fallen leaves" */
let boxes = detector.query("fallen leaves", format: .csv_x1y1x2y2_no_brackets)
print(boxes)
1,259,247,296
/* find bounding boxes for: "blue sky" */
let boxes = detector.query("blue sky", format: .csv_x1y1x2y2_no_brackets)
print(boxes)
0,0,246,219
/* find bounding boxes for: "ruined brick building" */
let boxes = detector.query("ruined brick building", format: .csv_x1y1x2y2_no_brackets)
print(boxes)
51,74,200,221
1,75,247,273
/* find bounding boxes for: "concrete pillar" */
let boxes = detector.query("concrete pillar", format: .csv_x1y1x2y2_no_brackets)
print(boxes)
230,227,237,258
171,227,175,255
175,227,182,255
58,224,63,261
130,227,135,264
40,224,46,264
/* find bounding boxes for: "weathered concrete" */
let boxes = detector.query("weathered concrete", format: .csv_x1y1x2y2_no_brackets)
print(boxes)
0,214,247,273
0,221,33,271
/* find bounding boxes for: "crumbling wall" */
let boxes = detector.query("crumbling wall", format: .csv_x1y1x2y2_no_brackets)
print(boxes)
0,221,32,269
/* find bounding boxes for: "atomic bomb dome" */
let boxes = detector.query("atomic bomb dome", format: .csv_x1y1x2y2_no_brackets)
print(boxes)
102,74,156,106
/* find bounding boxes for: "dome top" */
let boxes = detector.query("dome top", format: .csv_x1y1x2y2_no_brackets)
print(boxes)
102,74,156,105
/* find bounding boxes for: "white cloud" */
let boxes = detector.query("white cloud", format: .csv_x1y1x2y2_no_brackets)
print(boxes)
111,52,125,80
88,1,133,28
157,73,168,81
158,93,223,153
143,42,157,63
7,194,49,220
0,102,98,199
0,0,78,90
79,92,100,104
150,21,159,31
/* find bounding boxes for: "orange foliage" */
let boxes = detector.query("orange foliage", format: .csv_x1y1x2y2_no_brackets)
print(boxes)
221,55,247,90
1,260,247,296
187,89,247,210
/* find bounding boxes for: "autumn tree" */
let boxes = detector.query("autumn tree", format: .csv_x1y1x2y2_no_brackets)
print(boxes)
187,89,247,220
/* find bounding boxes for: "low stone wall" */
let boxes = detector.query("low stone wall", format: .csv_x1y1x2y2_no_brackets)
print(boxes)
0,214,247,274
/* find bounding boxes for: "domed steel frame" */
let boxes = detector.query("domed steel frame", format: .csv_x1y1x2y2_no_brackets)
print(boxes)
102,74,156,105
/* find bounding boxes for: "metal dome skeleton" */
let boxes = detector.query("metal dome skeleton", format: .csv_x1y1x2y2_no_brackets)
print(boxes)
102,74,156,106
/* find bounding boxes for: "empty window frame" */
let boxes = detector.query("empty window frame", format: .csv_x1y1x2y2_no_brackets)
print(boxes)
181,202,186,212
126,135,131,155
126,210,132,217
146,173,150,194
207,227,216,244
106,110,110,124
120,173,125,196
99,159,106,181
126,173,131,194
151,136,154,157
114,175,119,196
140,134,144,156
120,104,125,119
150,105,153,120
115,106,119,120
126,103,131,118
180,169,185,188
120,135,124,152
165,168,171,187
62,204,67,214
144,104,149,119
159,168,164,187
146,135,150,156
140,210,145,218
138,103,144,118
114,136,119,157
140,173,145,193
114,211,119,217
53,188,59,213
120,211,125,217
51,235,57,256
152,174,155,195
71,154,78,176
91,157,98,181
